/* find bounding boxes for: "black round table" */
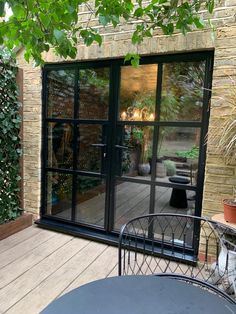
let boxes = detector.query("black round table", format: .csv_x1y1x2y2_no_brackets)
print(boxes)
41,276,236,314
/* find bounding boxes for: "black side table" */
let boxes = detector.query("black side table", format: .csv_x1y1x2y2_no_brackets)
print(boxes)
169,176,190,208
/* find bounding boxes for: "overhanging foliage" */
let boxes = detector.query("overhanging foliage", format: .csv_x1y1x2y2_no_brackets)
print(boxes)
0,0,215,65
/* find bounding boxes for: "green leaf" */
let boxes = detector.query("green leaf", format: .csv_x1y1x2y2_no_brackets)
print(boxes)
134,8,143,17
0,2,5,16
99,15,110,26
94,34,102,46
53,29,65,44
124,53,140,67
207,1,214,14
39,13,51,28
12,4,26,19
193,17,205,29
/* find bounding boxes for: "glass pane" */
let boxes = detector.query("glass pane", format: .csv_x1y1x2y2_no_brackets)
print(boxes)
161,61,205,121
154,186,195,245
78,68,109,120
46,172,72,220
75,176,105,227
116,125,153,180
114,181,150,231
156,127,200,186
77,124,106,173
47,122,73,169
47,69,75,118
119,64,157,121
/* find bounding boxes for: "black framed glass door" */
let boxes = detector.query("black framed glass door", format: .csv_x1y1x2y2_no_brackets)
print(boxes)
42,65,112,230
41,52,213,242
113,58,211,235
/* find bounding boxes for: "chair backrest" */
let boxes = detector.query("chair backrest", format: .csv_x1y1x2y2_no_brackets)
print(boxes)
118,213,236,302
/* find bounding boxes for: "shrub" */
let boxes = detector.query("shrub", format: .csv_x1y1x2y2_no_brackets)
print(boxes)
0,48,22,224
163,160,176,176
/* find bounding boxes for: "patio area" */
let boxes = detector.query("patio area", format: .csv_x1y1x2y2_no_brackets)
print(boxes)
53,181,196,230
0,226,118,314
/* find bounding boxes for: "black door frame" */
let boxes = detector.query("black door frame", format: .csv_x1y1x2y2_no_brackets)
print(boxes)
38,51,214,248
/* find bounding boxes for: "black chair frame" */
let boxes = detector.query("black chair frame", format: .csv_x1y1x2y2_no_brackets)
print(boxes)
118,213,236,304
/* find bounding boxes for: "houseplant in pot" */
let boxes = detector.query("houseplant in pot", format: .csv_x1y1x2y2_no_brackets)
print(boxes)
138,147,151,176
129,126,151,176
223,188,236,223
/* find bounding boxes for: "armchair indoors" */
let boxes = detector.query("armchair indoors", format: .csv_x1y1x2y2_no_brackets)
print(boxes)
118,213,236,304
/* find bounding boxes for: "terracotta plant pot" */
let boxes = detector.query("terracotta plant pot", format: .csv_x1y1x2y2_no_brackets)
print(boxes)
223,199,236,223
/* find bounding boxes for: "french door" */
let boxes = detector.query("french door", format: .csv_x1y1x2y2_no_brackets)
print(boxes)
41,52,213,241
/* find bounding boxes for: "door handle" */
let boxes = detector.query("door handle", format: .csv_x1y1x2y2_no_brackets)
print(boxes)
115,145,128,150
91,143,106,148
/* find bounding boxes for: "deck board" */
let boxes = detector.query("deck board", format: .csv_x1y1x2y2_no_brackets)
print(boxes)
0,229,56,269
0,182,195,313
0,226,42,254
0,227,118,314
60,245,118,296
55,181,192,229
6,242,107,314
0,232,73,289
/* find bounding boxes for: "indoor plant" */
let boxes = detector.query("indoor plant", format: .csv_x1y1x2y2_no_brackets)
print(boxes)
130,126,151,176
163,160,176,176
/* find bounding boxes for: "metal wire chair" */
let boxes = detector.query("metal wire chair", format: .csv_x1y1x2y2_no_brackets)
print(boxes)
118,213,236,304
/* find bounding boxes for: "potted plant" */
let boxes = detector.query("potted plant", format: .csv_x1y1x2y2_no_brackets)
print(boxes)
163,160,176,176
128,126,151,176
223,187,236,223
138,145,151,176
208,81,236,223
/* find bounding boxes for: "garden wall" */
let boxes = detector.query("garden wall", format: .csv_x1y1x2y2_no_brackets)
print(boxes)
16,1,236,218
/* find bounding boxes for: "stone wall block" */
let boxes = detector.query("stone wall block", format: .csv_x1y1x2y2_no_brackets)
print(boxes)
16,1,236,218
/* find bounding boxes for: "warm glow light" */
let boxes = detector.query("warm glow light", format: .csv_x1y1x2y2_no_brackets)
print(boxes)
133,110,140,120
149,113,154,121
121,111,127,120
122,107,154,121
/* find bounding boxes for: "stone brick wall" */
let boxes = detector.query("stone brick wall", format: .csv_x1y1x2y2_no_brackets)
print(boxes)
16,52,41,216
16,1,236,218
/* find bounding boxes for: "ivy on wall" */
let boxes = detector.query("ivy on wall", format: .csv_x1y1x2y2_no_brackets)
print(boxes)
0,48,22,224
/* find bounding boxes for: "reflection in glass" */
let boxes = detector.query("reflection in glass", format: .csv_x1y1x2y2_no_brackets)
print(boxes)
47,123,73,169
75,176,105,227
77,124,105,173
46,172,72,220
114,181,150,230
116,125,153,179
78,68,109,120
161,61,205,121
156,127,200,185
47,69,75,118
154,186,195,245
119,64,157,121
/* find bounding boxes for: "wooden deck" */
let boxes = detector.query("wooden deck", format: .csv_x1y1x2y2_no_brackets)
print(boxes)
55,181,195,229
0,226,118,314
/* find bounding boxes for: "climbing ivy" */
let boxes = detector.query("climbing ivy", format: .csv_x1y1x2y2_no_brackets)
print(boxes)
0,48,22,224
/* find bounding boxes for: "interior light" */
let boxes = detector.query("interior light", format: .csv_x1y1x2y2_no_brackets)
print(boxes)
121,111,127,120
149,113,154,121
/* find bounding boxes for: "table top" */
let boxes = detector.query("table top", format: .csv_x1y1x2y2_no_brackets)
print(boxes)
212,213,236,230
41,276,236,314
